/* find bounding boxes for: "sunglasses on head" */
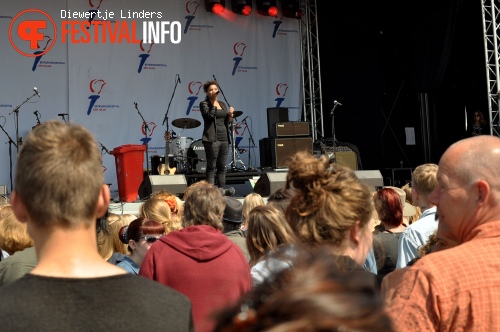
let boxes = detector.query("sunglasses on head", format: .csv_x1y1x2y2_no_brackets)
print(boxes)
140,235,161,244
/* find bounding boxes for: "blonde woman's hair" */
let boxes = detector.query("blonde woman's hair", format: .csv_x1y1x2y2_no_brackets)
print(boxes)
97,213,136,260
246,205,295,266
242,193,265,229
0,205,34,255
140,198,181,233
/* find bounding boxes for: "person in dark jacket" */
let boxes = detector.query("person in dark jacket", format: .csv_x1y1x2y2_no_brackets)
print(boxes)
199,80,235,196
222,197,250,261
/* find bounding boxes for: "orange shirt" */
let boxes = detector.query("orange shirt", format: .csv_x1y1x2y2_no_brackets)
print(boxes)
387,220,500,331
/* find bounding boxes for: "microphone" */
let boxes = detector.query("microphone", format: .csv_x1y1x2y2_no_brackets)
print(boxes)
177,74,181,84
215,91,220,95
134,102,138,108
334,100,343,106
33,111,38,116
58,113,68,116
241,116,249,122
33,87,41,97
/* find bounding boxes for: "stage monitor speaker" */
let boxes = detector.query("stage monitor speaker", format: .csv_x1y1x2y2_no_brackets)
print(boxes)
254,172,288,197
138,175,188,199
267,107,289,137
259,138,272,168
272,137,313,168
354,170,383,192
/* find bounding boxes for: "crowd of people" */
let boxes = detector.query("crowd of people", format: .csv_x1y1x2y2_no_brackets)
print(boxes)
1,119,500,331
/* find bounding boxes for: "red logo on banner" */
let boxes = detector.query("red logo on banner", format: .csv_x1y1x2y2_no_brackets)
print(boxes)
8,9,57,57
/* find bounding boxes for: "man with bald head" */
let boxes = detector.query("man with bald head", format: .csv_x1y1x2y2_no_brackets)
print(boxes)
387,135,500,331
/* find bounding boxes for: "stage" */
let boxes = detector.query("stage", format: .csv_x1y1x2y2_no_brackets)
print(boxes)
109,170,267,216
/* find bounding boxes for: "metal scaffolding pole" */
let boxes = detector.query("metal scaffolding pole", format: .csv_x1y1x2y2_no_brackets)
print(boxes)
481,0,500,136
300,0,323,141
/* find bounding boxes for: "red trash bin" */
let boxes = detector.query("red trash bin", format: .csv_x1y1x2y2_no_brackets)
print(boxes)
110,144,146,202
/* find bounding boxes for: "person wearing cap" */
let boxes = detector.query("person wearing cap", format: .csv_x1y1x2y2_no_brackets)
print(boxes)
396,163,438,268
373,187,414,279
222,197,250,262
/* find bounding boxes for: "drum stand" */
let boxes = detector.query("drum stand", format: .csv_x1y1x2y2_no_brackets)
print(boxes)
227,121,247,172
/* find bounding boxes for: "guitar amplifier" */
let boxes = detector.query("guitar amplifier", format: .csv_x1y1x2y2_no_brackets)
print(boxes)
271,137,313,168
270,122,310,137
324,146,358,170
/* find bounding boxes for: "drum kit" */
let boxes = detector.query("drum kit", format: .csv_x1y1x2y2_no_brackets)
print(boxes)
152,112,248,175
152,117,206,175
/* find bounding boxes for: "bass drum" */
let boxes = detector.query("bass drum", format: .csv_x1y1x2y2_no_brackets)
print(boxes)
187,139,207,174
170,137,193,159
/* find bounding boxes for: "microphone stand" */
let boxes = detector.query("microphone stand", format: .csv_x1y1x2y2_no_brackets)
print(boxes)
163,74,181,133
34,111,41,126
330,103,340,163
58,113,69,124
134,102,151,174
242,117,256,170
9,90,38,153
213,74,239,173
98,142,111,155
0,121,18,193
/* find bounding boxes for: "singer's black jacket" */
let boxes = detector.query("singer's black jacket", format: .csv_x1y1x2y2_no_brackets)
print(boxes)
199,99,231,143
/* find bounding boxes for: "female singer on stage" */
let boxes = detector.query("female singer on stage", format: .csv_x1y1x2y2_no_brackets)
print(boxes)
199,80,235,196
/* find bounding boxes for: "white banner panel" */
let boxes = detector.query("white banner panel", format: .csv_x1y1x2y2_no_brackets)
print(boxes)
0,0,301,199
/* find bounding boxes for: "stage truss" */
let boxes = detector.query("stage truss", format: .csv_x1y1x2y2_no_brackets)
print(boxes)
482,0,500,136
300,0,323,141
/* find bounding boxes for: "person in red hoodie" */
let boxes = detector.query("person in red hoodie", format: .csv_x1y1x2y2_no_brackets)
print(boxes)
140,181,251,332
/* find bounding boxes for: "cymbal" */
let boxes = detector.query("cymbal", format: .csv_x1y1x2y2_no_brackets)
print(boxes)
172,118,201,129
233,111,243,118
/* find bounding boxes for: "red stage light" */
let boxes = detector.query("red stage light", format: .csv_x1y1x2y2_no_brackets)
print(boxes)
205,0,226,15
268,6,278,17
212,3,225,14
241,5,252,16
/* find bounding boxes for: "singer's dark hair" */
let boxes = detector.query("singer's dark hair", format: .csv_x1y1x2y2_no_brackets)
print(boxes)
203,80,218,93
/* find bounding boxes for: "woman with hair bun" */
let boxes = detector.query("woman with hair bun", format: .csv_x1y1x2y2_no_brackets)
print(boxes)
285,151,375,266
116,218,164,274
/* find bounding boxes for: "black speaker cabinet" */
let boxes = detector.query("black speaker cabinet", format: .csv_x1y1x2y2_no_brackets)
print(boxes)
254,172,288,197
138,175,188,198
259,138,272,167
267,107,289,137
271,137,313,168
